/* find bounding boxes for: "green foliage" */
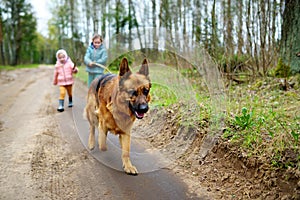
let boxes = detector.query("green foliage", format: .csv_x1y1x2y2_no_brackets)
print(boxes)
275,58,291,78
1,0,39,65
234,107,254,130
107,54,135,71
223,107,265,148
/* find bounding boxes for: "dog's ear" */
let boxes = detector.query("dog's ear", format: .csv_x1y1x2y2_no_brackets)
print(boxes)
139,58,149,77
119,57,131,77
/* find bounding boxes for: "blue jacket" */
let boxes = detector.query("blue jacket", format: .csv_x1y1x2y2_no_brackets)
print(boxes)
84,43,108,73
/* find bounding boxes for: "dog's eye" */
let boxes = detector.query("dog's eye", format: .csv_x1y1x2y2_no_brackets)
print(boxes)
143,88,149,96
128,90,138,96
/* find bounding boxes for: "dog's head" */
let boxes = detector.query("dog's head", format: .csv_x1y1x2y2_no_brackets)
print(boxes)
118,58,151,119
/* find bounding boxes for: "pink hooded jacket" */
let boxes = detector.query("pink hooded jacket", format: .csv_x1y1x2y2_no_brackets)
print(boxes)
53,49,78,86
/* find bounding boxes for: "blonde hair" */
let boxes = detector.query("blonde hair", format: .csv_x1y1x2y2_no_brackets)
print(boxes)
92,34,103,42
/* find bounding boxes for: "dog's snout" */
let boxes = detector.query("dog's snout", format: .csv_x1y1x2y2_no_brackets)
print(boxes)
138,104,149,113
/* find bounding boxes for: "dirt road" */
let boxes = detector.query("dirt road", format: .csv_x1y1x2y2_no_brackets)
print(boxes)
0,66,207,199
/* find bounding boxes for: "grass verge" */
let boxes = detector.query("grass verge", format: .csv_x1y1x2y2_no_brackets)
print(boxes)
0,64,39,70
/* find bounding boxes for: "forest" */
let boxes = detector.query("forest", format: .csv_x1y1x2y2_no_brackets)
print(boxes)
0,0,299,75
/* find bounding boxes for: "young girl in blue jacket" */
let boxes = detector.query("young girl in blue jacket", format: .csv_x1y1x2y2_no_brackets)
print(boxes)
84,34,108,87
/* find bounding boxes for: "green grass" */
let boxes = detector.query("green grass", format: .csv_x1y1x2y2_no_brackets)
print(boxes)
222,78,300,169
150,66,299,170
150,83,178,107
74,66,88,84
0,64,39,70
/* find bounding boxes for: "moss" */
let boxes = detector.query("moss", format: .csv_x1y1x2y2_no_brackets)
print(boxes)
275,58,291,78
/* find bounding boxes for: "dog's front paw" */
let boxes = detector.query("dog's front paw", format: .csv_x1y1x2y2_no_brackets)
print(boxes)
88,138,95,150
88,143,95,151
123,164,138,175
99,144,107,151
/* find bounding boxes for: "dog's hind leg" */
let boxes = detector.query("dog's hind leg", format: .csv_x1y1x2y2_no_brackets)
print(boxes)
88,124,96,150
119,134,138,175
98,125,108,151
85,106,96,150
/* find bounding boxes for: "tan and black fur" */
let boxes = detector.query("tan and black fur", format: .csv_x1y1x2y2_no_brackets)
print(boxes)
84,57,151,175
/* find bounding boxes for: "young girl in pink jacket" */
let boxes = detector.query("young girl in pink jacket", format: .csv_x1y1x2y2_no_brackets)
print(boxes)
53,49,78,112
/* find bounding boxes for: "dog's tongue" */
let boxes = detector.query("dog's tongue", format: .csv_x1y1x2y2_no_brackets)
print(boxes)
135,111,144,119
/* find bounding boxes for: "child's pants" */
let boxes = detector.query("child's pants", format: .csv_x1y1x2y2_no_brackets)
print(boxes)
59,85,73,100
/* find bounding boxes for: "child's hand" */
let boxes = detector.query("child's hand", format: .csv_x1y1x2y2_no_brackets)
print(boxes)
88,62,95,67
73,68,78,73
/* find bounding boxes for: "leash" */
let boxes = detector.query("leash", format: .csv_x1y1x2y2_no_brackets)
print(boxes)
72,58,111,73
93,63,112,73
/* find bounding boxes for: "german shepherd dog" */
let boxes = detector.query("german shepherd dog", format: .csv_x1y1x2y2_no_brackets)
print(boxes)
84,58,151,175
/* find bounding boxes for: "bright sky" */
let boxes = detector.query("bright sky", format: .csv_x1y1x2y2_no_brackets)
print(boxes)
29,0,51,36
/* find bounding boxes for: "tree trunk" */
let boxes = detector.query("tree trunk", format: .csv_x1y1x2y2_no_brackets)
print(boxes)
280,0,300,73
151,0,158,50
237,0,244,55
85,0,91,44
128,0,133,50
225,0,233,56
203,0,209,50
246,0,253,57
92,0,99,33
101,0,107,38
259,0,267,75
69,0,76,56
0,10,5,65
211,0,217,57
193,0,201,43
115,0,121,35
252,1,260,73
271,0,278,67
